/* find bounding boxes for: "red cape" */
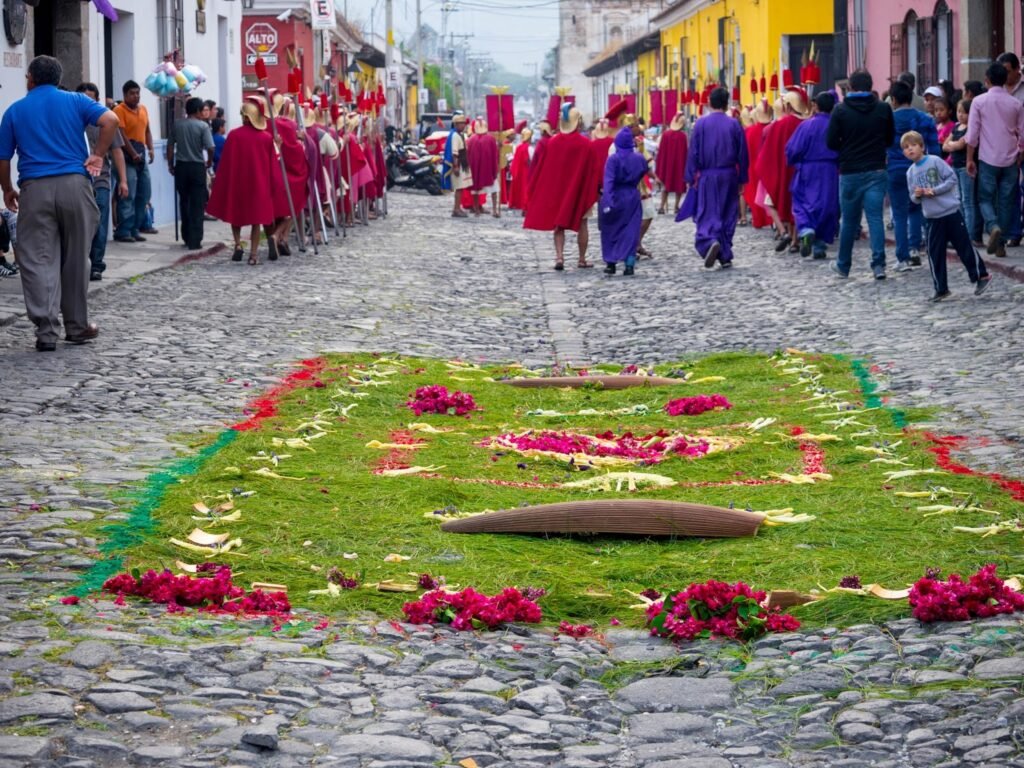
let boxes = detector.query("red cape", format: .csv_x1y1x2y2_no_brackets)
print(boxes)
304,126,326,203
338,135,368,214
508,142,531,210
523,131,597,233
527,134,551,201
743,122,770,228
755,114,802,223
589,135,614,197
655,129,688,194
268,118,308,219
468,132,499,190
207,124,276,227
361,137,378,199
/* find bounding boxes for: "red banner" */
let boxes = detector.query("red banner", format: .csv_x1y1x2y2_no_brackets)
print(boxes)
485,94,515,132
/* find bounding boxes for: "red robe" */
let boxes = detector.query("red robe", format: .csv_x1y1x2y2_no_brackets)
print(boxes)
207,124,276,227
468,132,499,191
743,122,770,228
461,133,487,208
508,141,531,210
655,129,688,194
527,134,551,202
755,113,802,224
338,135,368,215
304,126,326,204
373,137,387,201
589,135,614,198
269,118,308,220
523,131,597,233
362,137,378,199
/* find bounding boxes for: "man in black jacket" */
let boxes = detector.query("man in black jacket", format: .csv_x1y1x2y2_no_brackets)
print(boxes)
826,69,896,279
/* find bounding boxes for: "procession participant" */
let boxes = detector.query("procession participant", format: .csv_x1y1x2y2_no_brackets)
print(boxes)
270,95,309,254
527,119,554,200
757,88,807,252
785,91,840,259
206,99,276,265
743,100,772,229
444,114,472,217
508,127,533,213
341,114,372,225
736,108,753,225
468,119,501,218
600,126,649,276
632,118,656,258
655,111,688,215
0,55,118,351
524,105,598,270
676,87,749,270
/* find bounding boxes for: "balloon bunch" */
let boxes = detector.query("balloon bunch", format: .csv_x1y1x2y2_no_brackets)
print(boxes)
144,58,207,98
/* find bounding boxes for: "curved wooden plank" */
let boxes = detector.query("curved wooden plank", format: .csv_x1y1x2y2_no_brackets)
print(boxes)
502,375,680,390
440,500,765,538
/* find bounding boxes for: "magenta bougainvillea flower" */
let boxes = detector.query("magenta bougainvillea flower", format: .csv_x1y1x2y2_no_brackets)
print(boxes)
102,567,290,616
557,621,595,638
646,578,800,642
486,430,711,464
663,395,733,417
909,564,1024,623
402,587,542,630
405,385,479,416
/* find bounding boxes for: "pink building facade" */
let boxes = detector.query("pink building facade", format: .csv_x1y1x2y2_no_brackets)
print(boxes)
848,0,1024,89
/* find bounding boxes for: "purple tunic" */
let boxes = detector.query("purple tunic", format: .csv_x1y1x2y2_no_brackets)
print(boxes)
599,128,649,264
676,111,749,263
785,112,840,244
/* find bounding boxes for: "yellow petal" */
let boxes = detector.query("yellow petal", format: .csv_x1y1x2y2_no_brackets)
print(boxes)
383,553,411,563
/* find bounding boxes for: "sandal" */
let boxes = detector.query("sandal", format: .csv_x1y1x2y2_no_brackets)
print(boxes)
656,207,666,215
788,244,800,254
278,240,291,256
267,239,279,262
576,260,593,268
248,253,259,265
231,247,243,262
554,260,565,271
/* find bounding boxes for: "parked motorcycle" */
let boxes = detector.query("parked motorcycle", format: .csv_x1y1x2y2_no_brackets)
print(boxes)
385,142,442,195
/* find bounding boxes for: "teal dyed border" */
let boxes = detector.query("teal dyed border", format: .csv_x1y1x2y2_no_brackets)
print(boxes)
72,429,239,595
836,355,908,429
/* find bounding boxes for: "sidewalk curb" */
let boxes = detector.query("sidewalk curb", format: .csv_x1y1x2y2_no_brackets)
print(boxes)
882,235,1024,284
173,241,227,267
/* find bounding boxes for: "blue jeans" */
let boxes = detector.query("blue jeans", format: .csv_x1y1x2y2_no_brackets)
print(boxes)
977,160,1017,236
1009,174,1023,240
955,167,979,243
837,170,887,275
114,161,151,238
888,170,922,262
89,186,111,274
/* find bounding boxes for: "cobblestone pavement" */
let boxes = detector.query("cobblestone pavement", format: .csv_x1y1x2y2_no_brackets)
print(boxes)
1,192,1023,768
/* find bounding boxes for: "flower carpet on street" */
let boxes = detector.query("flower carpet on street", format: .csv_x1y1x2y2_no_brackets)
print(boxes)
75,351,1024,631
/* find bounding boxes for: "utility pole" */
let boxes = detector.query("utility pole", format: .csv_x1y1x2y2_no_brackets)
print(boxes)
384,0,394,126
449,32,472,111
416,0,424,120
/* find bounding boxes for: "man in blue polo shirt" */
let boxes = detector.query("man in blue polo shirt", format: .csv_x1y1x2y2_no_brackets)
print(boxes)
0,55,120,351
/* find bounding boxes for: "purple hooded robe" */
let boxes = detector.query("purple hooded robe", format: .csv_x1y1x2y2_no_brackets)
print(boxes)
598,128,649,265
785,111,840,244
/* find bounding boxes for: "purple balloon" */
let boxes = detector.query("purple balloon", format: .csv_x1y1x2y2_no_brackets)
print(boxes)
91,0,118,22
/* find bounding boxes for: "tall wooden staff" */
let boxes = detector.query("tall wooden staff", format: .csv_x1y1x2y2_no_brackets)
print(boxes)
319,89,343,238
291,95,322,255
340,83,355,230
254,57,301,251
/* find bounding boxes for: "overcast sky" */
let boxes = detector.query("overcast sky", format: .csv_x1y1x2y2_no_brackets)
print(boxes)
343,0,560,74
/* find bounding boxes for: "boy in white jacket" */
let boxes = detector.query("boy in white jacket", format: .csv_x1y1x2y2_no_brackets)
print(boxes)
903,130,991,301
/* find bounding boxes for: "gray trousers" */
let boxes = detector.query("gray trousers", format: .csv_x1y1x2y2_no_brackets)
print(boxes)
17,174,99,343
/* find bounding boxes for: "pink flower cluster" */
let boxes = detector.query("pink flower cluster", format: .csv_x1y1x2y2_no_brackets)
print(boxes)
102,566,291,616
646,578,800,642
663,395,733,417
405,385,478,416
557,621,595,638
489,430,710,464
402,587,542,631
909,564,1024,623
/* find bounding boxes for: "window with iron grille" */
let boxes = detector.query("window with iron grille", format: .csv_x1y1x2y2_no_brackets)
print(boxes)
917,16,936,89
889,22,905,83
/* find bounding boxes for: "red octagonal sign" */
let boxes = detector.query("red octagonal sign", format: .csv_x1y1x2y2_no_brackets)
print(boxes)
245,23,278,55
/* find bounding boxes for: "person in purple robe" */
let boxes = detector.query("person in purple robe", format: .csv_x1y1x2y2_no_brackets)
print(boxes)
676,87,749,269
785,91,840,259
599,127,649,276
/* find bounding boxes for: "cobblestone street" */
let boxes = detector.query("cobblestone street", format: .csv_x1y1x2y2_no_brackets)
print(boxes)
1,192,1023,768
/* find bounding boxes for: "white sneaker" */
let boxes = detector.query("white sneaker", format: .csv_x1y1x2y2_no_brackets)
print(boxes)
895,261,913,273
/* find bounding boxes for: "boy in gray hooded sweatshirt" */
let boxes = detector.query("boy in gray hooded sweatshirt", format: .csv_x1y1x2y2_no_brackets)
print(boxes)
902,130,992,301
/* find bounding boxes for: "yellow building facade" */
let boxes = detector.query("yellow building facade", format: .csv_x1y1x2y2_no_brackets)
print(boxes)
652,0,835,106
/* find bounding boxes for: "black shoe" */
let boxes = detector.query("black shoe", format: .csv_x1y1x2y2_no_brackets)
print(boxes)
704,242,721,268
1008,238,1022,248
133,235,147,242
139,228,159,235
231,247,244,262
65,323,99,344
267,238,279,262
986,227,1002,254
909,255,922,266
974,275,993,296
774,234,792,253
929,290,951,302
812,251,827,260
113,236,135,243
623,264,635,276
719,261,733,269
604,263,616,275
278,240,291,256
36,339,56,352
799,234,812,257
90,271,102,281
